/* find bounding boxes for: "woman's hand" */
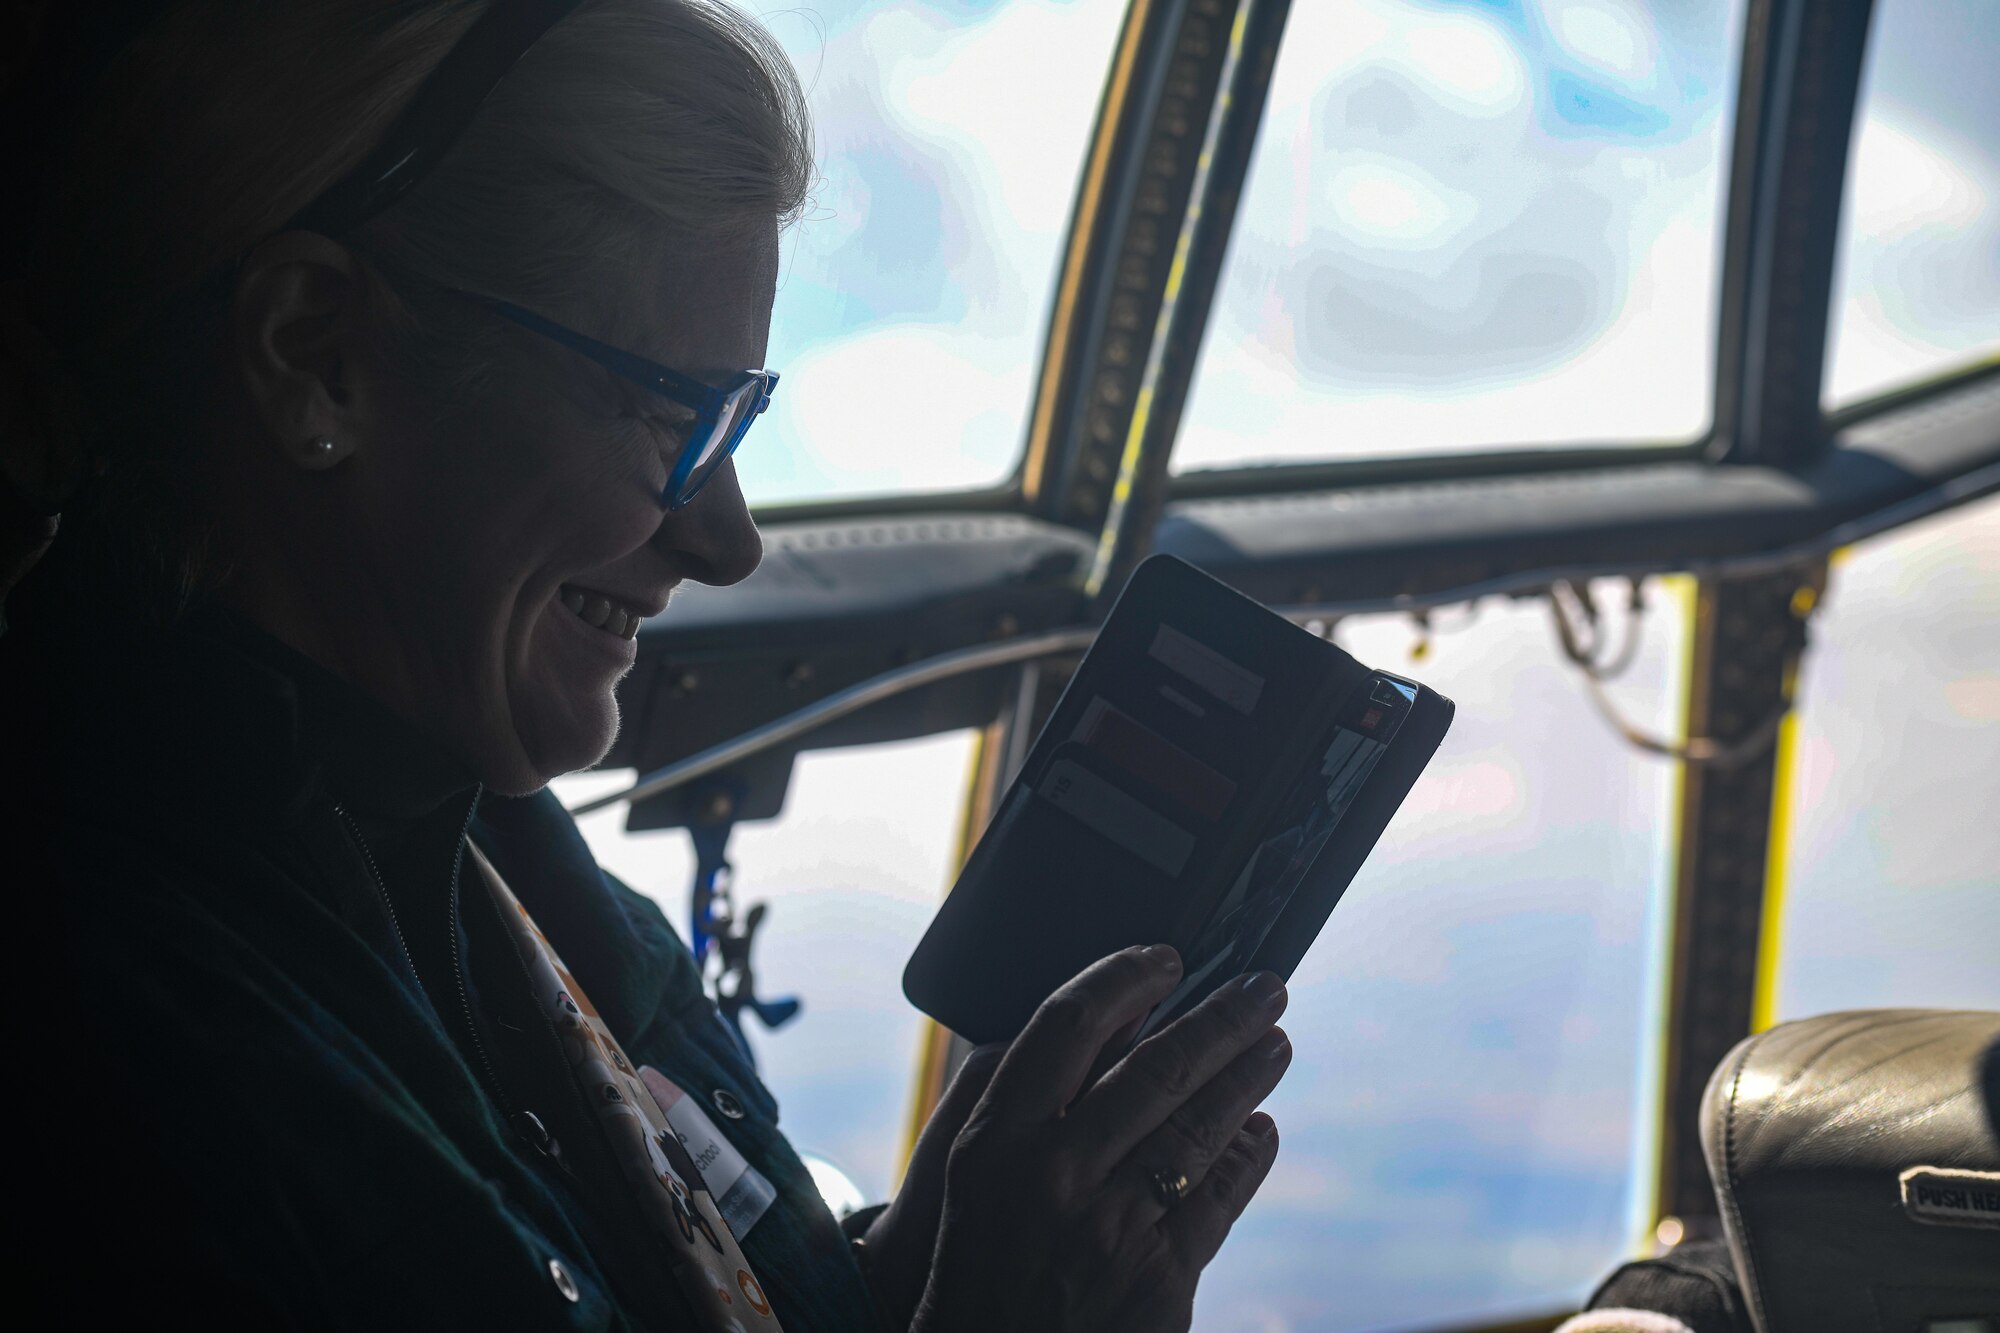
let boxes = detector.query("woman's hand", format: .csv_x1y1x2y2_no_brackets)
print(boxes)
911,945,1291,1333
858,1041,1006,1329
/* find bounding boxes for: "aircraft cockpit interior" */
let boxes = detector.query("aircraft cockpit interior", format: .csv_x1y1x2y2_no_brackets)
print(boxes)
4,0,1995,1329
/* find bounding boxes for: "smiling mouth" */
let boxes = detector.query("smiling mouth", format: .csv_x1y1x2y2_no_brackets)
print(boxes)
559,585,649,641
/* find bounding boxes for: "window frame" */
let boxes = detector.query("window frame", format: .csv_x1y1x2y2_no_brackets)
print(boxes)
752,0,1967,526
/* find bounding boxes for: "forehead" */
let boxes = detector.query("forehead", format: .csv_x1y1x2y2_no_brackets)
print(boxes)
570,222,780,375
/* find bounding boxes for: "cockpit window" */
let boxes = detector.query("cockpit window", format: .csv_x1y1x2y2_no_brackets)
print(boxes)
1768,498,1999,1020
739,0,1130,507
1172,0,1748,475
1190,585,1689,1327
1822,0,2000,410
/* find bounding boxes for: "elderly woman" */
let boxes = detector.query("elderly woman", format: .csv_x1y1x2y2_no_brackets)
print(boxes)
2,1,1292,1328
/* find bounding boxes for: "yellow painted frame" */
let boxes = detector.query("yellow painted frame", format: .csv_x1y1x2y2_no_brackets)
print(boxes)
1020,0,1157,506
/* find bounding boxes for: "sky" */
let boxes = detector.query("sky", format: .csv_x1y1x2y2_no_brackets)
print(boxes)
558,0,1997,1327
1823,0,2000,406
1175,0,1744,466
1774,500,2000,1021
741,0,1129,502
730,0,1997,506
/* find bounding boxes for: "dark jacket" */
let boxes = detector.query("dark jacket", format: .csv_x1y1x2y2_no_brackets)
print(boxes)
5,610,888,1332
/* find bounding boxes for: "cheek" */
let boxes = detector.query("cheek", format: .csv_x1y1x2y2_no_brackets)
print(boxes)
483,483,653,777
457,400,661,572
543,456,665,554
493,416,659,701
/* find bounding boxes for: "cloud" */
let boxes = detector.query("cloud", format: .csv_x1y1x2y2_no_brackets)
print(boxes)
1850,116,1986,240
765,324,1026,495
1548,1,1659,89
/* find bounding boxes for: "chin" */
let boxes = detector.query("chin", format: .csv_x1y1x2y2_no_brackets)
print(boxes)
483,605,631,793
487,690,623,797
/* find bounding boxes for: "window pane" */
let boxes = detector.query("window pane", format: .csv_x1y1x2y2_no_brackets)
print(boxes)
1195,582,1685,1329
553,731,979,1201
740,1,1130,506
1823,0,2000,409
1173,0,1746,474
1773,499,2000,1019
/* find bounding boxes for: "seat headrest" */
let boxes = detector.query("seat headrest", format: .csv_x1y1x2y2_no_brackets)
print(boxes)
1701,1009,2000,1333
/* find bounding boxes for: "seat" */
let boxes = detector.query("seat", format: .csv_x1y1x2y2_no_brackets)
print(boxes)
1700,1009,2000,1332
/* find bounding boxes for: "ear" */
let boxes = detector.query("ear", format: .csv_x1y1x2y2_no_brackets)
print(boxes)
230,232,384,471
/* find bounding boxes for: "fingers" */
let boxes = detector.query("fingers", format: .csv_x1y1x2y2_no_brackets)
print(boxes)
981,945,1184,1124
902,1041,1005,1212
864,1044,1006,1330
1161,1113,1280,1267
1115,1025,1290,1221
932,1042,1007,1136
1078,1009,1151,1093
1070,970,1289,1171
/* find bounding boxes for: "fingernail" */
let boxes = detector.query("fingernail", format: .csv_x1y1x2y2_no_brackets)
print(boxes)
1239,970,1285,1012
1254,1027,1291,1060
1249,1112,1278,1140
1142,944,1182,973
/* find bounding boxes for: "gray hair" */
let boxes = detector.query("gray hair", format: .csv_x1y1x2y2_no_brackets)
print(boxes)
21,0,812,620
379,0,814,305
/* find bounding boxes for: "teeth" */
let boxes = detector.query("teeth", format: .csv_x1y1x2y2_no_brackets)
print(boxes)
561,585,647,639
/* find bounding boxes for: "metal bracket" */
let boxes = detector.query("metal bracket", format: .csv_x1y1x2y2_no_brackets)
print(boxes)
688,819,801,1066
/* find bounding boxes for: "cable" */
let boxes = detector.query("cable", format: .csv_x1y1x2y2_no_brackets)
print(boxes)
1549,570,1818,769
566,627,1096,815
1550,578,1646,682
1576,661,1792,768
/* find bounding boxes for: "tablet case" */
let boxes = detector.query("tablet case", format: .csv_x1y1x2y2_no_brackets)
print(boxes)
904,555,1455,1044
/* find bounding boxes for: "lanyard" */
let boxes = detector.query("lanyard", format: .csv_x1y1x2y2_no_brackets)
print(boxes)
468,844,785,1331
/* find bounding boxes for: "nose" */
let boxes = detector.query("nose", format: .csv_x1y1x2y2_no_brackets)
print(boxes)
656,458,761,586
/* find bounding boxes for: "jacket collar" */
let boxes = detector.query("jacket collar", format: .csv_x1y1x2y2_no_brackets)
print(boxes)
205,612,478,821
29,603,477,827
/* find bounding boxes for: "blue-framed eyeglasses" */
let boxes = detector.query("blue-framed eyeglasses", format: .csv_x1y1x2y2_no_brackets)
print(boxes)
459,293,778,511
261,0,776,512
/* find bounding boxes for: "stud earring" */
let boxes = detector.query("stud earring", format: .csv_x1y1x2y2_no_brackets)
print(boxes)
299,434,347,469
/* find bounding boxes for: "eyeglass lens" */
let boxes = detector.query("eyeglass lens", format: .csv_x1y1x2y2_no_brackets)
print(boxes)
671,375,768,506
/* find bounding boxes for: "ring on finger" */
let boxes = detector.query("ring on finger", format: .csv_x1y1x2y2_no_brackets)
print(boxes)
1148,1166,1192,1209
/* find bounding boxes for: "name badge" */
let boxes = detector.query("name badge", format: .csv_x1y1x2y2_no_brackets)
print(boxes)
640,1066,778,1238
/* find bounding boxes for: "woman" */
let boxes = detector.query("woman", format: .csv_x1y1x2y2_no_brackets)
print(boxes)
2,2,1291,1328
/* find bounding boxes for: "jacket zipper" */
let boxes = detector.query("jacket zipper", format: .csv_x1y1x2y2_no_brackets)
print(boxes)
335,800,513,1118
334,803,417,981
442,796,513,1117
